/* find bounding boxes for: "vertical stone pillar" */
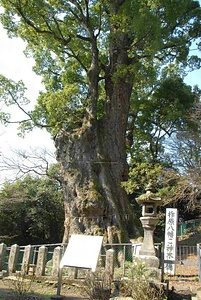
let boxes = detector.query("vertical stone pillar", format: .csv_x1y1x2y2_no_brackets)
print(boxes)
8,244,20,275
52,246,63,277
0,243,7,271
139,217,158,257
21,245,34,275
35,246,48,277
105,249,114,279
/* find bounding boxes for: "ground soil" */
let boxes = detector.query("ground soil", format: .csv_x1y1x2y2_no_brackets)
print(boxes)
168,279,201,300
0,277,200,300
0,277,87,300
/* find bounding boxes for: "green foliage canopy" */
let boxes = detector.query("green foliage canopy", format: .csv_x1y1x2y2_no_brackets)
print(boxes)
0,0,200,137
0,174,64,245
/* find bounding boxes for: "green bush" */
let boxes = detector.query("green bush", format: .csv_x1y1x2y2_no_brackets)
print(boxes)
119,263,167,300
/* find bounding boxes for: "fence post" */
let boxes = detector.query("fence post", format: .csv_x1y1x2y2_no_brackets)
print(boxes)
35,246,48,277
105,249,114,279
0,243,7,271
21,245,34,275
197,243,201,282
123,246,126,277
160,242,164,282
8,244,20,275
52,246,63,277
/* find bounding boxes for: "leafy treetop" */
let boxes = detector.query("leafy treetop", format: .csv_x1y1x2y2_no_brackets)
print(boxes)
0,0,200,137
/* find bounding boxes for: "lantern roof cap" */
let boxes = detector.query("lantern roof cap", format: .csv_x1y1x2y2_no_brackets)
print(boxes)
136,182,162,206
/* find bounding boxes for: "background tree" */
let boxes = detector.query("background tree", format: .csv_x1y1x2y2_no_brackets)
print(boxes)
124,83,201,237
0,173,64,245
0,0,201,243
164,99,201,215
127,76,200,164
0,146,56,180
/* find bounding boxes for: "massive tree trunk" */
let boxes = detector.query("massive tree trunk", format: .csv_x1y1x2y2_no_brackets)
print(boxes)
55,117,138,244
55,84,138,244
55,31,139,243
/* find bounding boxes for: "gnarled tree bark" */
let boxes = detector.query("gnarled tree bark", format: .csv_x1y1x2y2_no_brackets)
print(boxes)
55,27,138,243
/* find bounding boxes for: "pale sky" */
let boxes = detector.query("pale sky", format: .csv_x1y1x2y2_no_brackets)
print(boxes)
0,18,201,184
0,24,55,184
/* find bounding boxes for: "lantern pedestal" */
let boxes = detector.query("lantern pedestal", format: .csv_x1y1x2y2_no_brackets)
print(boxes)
136,216,160,268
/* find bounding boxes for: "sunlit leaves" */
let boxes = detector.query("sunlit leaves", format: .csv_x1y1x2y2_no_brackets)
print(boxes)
32,83,85,135
0,75,31,126
122,161,162,196
0,0,201,139
0,75,29,106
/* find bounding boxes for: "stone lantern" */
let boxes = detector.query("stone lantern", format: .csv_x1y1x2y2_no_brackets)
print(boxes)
135,182,162,268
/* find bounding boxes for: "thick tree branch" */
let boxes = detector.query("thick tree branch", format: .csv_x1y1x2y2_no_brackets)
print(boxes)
15,5,71,46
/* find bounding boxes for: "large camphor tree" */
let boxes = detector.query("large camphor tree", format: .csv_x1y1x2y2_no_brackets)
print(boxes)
0,0,201,243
